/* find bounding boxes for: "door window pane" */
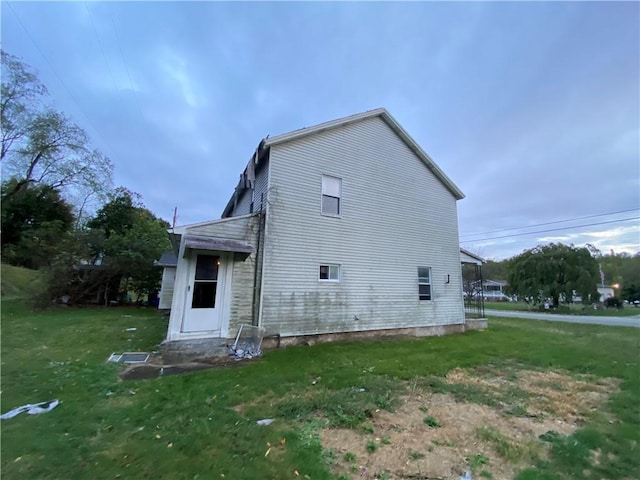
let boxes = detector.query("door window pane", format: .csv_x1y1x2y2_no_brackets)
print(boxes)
195,255,219,280
192,282,217,308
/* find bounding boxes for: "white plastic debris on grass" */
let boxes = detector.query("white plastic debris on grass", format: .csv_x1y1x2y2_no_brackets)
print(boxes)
1,400,60,419
229,324,265,360
256,418,275,426
460,472,472,480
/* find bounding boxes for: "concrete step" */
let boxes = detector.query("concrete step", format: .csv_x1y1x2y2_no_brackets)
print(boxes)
160,338,229,364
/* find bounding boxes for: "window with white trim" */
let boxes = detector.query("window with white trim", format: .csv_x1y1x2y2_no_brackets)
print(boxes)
319,264,341,282
321,175,341,215
418,267,431,300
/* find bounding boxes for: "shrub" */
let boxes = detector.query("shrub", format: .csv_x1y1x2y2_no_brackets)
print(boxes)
604,297,623,309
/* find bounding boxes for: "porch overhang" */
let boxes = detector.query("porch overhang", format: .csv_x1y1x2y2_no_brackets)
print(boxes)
183,235,254,256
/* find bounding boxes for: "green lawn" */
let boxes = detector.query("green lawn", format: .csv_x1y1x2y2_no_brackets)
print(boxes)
485,301,640,317
2,299,639,479
0,263,43,301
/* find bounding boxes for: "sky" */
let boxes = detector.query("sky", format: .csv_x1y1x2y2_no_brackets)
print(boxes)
2,1,639,260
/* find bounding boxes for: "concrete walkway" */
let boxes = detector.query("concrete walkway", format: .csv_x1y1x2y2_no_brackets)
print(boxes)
485,309,640,328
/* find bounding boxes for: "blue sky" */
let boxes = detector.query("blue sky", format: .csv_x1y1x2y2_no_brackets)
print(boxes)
2,1,638,260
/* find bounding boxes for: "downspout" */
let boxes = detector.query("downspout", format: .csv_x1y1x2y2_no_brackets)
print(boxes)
251,193,265,326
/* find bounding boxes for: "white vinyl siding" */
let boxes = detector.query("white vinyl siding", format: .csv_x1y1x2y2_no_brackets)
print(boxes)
228,158,270,217
188,214,257,239
158,267,176,310
260,116,464,336
252,159,270,213
234,190,253,216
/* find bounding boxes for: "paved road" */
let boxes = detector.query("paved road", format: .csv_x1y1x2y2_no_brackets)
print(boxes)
485,309,640,328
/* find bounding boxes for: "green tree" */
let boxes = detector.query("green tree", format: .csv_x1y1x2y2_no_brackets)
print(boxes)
1,51,47,161
88,189,170,299
506,243,600,306
1,50,113,217
1,179,74,269
86,187,139,238
481,259,509,281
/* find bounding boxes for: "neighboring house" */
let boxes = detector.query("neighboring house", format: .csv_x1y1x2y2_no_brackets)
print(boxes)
154,251,178,310
161,108,485,349
467,278,510,301
480,279,511,301
597,285,615,303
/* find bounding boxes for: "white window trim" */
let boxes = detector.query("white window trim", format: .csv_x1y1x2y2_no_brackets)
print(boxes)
319,264,341,282
418,266,432,301
321,174,342,217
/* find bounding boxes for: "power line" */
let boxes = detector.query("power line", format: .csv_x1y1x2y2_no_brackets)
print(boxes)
108,5,146,119
460,216,640,243
84,1,125,105
461,208,639,240
5,0,116,158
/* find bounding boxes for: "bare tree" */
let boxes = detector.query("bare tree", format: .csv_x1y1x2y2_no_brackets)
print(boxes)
1,50,113,205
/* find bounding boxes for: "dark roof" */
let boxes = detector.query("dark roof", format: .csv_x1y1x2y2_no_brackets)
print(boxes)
154,251,178,267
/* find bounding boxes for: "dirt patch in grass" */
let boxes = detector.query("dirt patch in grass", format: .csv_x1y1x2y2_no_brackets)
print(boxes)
445,366,620,424
320,367,619,479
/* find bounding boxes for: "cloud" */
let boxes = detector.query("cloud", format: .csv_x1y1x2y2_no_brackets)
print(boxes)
2,1,637,256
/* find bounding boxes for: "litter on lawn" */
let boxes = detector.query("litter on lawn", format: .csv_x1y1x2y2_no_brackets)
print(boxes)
229,324,265,360
107,352,150,363
1,400,60,419
256,418,275,426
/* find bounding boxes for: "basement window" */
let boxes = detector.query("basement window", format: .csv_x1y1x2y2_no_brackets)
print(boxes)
319,264,341,282
418,267,432,300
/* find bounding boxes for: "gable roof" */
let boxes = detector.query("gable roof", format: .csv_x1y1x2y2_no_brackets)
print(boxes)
264,108,464,200
460,248,485,265
222,108,464,218
171,213,258,235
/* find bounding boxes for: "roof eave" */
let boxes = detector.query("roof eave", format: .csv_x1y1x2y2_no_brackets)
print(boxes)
264,108,465,201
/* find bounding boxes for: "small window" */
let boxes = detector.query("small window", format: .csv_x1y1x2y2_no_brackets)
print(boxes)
319,264,341,282
418,267,431,301
322,175,341,215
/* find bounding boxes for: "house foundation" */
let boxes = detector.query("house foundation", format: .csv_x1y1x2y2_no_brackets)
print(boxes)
262,320,488,348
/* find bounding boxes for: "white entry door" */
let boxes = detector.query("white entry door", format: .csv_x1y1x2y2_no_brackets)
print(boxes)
182,253,223,333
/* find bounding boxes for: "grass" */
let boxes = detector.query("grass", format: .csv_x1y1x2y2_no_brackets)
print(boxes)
408,449,425,460
477,426,540,462
343,451,356,462
423,415,441,428
1,296,639,479
485,300,640,317
0,264,42,300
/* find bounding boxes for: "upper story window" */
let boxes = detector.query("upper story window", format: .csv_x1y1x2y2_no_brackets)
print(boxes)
418,267,432,301
321,175,342,216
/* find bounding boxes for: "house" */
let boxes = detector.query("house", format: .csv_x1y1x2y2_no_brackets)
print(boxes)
597,285,615,303
160,108,485,353
154,251,178,310
472,279,511,301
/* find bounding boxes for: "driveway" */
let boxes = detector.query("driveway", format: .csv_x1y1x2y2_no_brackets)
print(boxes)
485,309,640,328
